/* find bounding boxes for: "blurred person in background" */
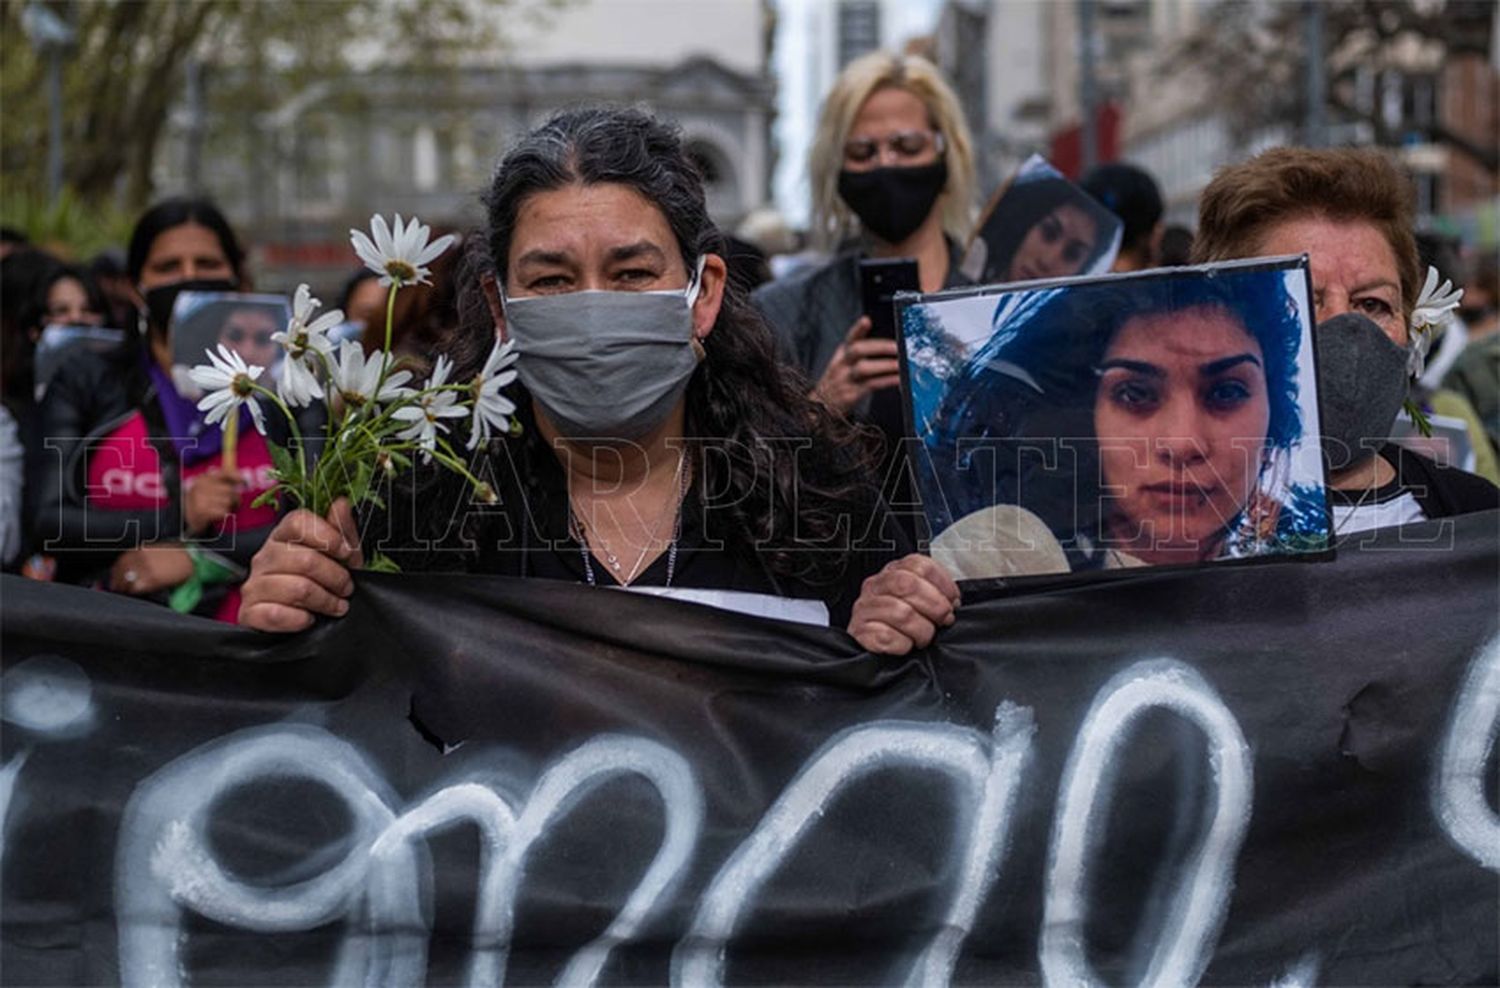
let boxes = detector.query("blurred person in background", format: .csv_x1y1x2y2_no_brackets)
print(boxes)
22,260,109,336
752,51,976,420
1404,231,1497,480
1413,232,1469,387
736,206,804,281
1158,224,1195,267
0,226,28,261
338,267,385,341
751,51,977,541
721,233,772,296
4,261,111,574
1,248,56,406
88,248,140,330
1193,147,1496,533
1081,161,1164,272
34,197,289,620
1443,250,1498,453
1,248,62,574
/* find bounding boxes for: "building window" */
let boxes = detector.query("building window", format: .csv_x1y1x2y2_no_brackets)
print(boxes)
838,1,880,68
414,126,439,193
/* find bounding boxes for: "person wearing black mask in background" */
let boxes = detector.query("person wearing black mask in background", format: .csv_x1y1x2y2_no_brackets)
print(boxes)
752,52,976,532
1080,161,1164,273
34,198,289,620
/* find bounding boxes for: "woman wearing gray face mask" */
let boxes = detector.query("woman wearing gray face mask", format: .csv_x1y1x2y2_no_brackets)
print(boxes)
240,106,940,647
1192,147,1496,535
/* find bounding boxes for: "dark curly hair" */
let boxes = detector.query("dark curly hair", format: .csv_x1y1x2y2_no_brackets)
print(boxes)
427,106,883,584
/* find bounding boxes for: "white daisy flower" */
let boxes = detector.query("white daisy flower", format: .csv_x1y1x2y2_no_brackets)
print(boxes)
189,344,267,435
392,354,466,461
349,213,456,288
1408,265,1464,378
465,339,519,450
272,284,342,407
331,340,413,410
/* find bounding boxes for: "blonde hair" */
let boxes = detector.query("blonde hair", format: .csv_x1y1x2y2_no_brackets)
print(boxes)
809,51,976,249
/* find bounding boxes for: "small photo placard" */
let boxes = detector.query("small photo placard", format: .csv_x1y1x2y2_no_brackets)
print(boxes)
899,256,1330,581
169,291,292,398
1391,411,1476,474
33,325,125,400
960,154,1123,286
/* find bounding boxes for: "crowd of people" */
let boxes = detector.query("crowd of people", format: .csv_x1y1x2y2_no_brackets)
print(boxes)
2,51,1495,655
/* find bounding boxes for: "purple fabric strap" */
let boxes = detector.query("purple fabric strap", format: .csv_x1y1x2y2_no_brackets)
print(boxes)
143,355,248,467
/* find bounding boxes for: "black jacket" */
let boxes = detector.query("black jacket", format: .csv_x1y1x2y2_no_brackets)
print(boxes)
362,424,909,630
33,346,291,584
1381,442,1499,519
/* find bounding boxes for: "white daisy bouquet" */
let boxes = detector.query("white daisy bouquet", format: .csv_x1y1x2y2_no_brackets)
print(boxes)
189,215,518,568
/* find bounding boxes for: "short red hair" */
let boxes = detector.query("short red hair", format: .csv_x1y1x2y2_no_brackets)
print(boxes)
1192,147,1421,320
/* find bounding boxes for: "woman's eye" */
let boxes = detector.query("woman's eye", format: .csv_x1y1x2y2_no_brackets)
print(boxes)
1040,217,1061,243
528,275,569,291
1205,378,1251,410
615,268,656,284
1357,297,1394,318
1062,242,1084,263
1110,380,1158,411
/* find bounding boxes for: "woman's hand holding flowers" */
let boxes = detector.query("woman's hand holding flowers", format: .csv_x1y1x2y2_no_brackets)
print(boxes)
239,498,364,632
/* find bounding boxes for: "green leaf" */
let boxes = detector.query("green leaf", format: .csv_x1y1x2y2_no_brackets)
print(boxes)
267,440,303,486
250,487,282,510
1403,398,1434,438
348,459,374,508
365,551,402,573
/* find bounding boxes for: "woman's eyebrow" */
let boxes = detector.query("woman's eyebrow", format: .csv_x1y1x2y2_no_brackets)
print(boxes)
1097,358,1163,377
1200,353,1262,376
606,241,668,264
1350,279,1399,297
514,248,573,269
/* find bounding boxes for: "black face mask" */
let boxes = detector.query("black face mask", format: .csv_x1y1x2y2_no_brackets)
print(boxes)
837,160,948,245
1314,312,1409,471
140,278,238,335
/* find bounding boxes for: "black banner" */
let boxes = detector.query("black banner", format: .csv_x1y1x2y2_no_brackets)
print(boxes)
2,513,1497,986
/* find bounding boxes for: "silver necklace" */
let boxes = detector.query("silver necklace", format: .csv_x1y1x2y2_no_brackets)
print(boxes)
568,455,688,587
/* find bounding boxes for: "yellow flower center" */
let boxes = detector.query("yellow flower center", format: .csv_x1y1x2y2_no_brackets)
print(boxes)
384,259,417,283
231,374,255,398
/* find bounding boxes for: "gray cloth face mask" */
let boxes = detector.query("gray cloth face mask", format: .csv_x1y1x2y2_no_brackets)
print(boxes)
503,260,704,442
1314,312,1409,471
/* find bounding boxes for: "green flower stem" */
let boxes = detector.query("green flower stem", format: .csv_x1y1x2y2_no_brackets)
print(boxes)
384,282,398,352
313,346,340,427
247,382,307,475
370,281,401,411
428,444,485,489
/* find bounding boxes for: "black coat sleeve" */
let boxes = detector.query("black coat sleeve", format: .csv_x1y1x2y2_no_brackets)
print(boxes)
32,355,185,568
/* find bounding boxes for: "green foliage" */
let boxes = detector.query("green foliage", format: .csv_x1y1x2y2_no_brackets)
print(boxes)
1,0,570,214
0,185,135,259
